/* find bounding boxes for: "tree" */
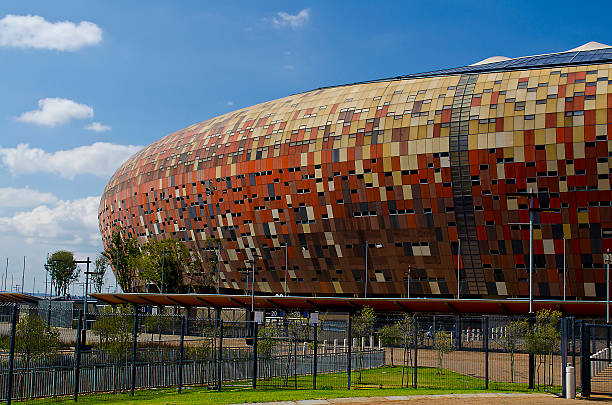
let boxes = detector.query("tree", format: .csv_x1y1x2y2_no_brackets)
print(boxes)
433,330,454,374
15,313,61,396
47,250,79,296
16,313,61,367
351,306,377,383
497,318,528,383
135,238,204,293
91,306,134,361
378,323,400,366
258,323,279,378
283,312,310,386
93,255,108,293
395,313,415,387
526,309,561,388
102,229,140,292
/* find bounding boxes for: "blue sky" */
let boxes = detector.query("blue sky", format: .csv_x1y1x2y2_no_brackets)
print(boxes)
0,1,611,295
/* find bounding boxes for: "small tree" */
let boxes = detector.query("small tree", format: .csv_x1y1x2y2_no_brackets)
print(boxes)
396,313,415,387
91,307,134,361
352,306,377,383
257,323,278,378
378,323,400,366
433,330,454,374
526,309,561,388
47,250,79,296
497,318,528,383
102,229,140,292
15,313,61,396
283,312,309,386
16,313,61,367
135,238,206,293
93,255,108,293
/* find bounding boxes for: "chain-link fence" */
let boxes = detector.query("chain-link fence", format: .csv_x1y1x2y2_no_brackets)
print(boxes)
0,302,603,403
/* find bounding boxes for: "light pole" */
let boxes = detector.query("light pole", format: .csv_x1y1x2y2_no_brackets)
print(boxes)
217,242,222,294
563,237,566,301
74,257,93,347
606,249,610,324
283,243,289,296
457,238,461,299
364,241,382,298
508,190,559,314
406,265,411,298
364,240,368,298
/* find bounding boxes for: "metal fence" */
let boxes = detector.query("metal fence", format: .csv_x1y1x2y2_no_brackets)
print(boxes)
0,302,605,403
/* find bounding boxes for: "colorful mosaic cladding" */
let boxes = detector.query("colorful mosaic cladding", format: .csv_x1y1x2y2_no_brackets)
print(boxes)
99,62,612,299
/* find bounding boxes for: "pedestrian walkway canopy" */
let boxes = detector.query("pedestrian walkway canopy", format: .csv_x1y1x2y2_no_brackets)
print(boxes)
0,292,41,304
90,293,606,316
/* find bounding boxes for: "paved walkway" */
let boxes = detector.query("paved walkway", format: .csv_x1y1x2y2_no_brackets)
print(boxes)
231,393,586,404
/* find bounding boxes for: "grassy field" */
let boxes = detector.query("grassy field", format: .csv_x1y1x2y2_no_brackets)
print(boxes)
18,365,559,404
18,387,517,405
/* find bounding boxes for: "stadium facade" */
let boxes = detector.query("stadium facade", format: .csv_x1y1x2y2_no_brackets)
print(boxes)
99,42,612,299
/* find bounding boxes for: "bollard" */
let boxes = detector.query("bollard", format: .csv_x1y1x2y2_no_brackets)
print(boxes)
566,365,575,399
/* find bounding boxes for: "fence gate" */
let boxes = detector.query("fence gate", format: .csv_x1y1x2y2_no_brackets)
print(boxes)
582,323,612,397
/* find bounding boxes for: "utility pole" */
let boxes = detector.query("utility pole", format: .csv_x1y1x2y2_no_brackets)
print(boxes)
284,243,289,296
21,256,25,294
364,240,368,298
74,257,93,347
457,238,461,299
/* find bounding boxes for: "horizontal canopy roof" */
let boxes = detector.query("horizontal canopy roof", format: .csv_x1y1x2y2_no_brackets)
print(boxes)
90,293,606,317
0,292,41,304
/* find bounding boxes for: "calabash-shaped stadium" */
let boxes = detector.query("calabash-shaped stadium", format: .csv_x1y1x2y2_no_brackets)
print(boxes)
99,42,612,300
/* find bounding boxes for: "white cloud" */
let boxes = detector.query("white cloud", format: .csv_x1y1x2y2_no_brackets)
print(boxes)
0,187,57,209
271,9,310,29
0,14,102,51
226,101,234,106
0,142,142,180
0,196,101,247
282,64,295,70
84,122,111,132
17,98,94,127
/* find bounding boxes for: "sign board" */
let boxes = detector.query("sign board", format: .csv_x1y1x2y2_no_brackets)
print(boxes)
309,312,319,325
254,311,264,324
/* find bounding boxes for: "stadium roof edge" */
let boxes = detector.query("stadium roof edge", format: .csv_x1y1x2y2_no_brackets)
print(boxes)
302,47,612,95
91,293,608,317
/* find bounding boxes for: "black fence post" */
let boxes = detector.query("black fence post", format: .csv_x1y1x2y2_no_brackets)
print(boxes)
528,315,535,389
73,310,83,402
178,315,185,394
6,304,18,405
413,317,418,389
580,321,590,398
571,317,576,369
561,317,567,398
130,308,138,397
484,316,489,390
313,323,318,390
455,316,461,348
252,321,258,389
347,314,352,390
217,319,223,391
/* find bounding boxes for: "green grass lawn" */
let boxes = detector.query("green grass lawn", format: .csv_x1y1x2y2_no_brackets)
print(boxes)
18,387,520,405
18,365,558,405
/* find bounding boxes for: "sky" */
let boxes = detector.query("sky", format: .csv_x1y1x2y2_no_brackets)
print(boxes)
0,1,611,296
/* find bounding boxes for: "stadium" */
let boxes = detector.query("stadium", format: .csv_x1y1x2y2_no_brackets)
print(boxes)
99,42,612,300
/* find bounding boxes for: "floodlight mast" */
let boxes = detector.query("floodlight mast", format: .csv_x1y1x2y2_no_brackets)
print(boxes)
507,190,561,314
